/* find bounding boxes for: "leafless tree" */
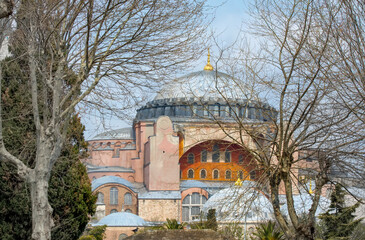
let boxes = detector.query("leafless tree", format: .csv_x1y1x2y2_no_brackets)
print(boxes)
195,0,365,239
321,0,365,126
0,0,208,239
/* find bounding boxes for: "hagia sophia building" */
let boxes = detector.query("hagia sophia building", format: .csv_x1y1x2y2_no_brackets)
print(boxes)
83,53,325,239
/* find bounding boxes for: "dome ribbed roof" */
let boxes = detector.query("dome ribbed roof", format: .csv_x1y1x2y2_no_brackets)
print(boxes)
202,186,273,221
155,70,245,100
93,212,148,227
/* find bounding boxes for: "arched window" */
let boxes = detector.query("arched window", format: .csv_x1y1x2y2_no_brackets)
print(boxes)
188,169,194,178
110,187,118,204
201,149,207,162
213,169,219,179
97,192,104,204
187,153,195,164
212,144,220,162
225,150,231,162
119,233,128,240
125,209,132,213
182,193,208,222
200,169,206,179
250,170,256,180
238,154,244,164
238,170,244,180
124,192,132,205
110,209,118,214
225,170,231,179
182,195,190,204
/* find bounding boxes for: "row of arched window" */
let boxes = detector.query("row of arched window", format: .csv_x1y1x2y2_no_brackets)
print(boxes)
136,101,276,122
186,146,246,164
110,209,132,214
187,169,256,180
96,188,133,205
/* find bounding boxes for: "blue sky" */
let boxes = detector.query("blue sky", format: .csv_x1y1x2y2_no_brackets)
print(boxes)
209,0,249,47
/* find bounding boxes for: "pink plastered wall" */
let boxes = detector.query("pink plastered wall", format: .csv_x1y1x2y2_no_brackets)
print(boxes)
144,117,180,191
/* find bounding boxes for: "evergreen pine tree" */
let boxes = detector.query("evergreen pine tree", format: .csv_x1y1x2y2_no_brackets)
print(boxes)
319,184,362,240
206,209,218,231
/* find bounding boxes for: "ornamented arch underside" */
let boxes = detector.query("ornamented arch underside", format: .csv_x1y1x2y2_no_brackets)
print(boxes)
179,140,258,181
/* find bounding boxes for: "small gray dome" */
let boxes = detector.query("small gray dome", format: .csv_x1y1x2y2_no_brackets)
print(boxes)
202,186,273,222
93,212,147,227
155,70,246,101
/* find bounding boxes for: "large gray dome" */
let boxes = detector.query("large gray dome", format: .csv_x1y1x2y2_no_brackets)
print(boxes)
155,70,245,100
135,65,277,123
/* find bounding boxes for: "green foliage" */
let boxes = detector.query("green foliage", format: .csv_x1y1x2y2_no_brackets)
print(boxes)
79,235,97,240
87,225,107,240
251,221,284,240
0,163,32,239
190,210,218,231
49,115,97,239
190,220,207,229
163,218,186,229
318,184,362,240
206,209,218,231
0,58,96,239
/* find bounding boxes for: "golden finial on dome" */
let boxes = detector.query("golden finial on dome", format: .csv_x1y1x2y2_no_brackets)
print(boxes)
203,48,213,71
235,178,243,186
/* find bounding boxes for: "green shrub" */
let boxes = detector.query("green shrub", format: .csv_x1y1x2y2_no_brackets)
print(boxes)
78,236,96,240
251,221,284,240
163,218,186,229
206,209,218,231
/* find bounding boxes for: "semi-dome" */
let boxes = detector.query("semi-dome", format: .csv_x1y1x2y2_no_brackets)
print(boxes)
93,212,148,227
280,193,330,216
92,176,135,192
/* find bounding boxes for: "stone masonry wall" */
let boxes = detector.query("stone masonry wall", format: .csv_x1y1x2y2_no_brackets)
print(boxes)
138,199,180,222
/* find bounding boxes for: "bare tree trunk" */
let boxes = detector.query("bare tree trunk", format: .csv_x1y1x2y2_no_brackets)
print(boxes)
28,134,60,240
0,1,208,239
29,172,53,240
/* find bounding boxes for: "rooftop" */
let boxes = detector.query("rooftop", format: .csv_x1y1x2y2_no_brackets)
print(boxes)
93,212,150,227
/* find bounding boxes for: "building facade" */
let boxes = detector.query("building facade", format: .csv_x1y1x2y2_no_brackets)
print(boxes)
83,56,338,238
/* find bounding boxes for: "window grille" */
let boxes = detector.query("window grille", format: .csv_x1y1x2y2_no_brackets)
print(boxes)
124,192,132,205
110,187,118,205
187,153,195,164
188,169,194,178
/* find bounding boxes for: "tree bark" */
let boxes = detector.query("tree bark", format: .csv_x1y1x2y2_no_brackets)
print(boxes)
28,137,55,240
29,172,53,240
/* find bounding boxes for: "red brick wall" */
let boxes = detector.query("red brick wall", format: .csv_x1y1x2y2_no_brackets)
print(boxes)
94,183,138,215
180,140,258,181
